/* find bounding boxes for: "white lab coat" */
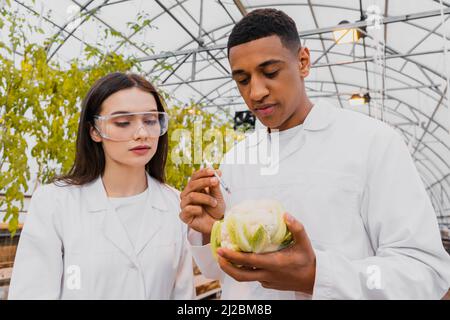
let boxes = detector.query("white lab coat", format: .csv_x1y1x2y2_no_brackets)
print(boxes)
9,174,195,300
190,99,450,300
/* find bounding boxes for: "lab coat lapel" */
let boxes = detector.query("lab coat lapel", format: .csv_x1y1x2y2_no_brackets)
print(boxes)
268,99,338,167
84,176,139,265
103,202,139,265
275,125,307,164
302,99,338,132
134,175,167,256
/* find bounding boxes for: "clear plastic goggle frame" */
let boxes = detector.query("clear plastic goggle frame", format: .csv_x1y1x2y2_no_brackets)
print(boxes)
93,111,169,142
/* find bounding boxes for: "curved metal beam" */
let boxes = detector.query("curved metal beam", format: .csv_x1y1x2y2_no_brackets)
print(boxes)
186,63,448,134
153,35,445,105
154,0,229,75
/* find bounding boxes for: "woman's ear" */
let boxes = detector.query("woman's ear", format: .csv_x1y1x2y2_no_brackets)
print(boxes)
89,125,102,143
297,46,311,78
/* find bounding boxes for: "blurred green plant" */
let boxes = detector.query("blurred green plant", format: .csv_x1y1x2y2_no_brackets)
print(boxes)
0,3,137,235
166,102,244,191
0,2,242,235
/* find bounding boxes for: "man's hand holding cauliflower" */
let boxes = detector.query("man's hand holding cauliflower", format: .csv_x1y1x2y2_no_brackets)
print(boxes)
179,168,317,295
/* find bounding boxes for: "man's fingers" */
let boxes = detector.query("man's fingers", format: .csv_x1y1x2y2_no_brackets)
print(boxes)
259,281,284,290
180,192,218,209
207,170,225,204
181,176,219,198
216,248,279,270
284,213,311,249
179,205,202,224
191,168,216,182
208,180,223,199
192,213,216,235
217,256,267,282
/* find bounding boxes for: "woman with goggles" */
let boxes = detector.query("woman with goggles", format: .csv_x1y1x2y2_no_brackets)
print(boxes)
9,72,195,299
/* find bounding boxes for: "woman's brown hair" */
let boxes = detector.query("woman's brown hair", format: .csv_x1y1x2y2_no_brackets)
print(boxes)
54,72,168,185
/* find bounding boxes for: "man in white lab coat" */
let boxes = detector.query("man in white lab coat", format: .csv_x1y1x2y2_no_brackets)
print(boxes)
179,8,450,299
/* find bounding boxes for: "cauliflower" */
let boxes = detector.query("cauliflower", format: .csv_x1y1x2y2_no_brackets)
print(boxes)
211,199,293,258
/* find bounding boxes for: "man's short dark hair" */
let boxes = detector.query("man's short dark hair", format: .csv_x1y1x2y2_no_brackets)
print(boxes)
227,8,300,55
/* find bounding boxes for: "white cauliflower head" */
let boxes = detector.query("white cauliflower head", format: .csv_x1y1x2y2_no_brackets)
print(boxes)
211,199,293,257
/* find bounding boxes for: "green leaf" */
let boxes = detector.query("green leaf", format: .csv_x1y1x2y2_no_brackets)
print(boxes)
249,224,269,253
210,220,223,259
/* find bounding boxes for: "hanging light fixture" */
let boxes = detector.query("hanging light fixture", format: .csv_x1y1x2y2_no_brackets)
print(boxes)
349,93,371,106
333,20,366,44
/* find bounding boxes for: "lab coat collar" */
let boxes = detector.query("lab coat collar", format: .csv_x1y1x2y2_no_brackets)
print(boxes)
247,99,337,148
83,173,168,262
303,99,337,132
84,173,168,213
134,176,167,255
245,99,337,167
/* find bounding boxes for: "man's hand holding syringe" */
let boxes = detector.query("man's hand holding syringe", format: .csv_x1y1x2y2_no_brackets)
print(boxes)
179,162,230,244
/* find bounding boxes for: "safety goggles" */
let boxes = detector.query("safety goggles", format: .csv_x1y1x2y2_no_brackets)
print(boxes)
93,111,169,142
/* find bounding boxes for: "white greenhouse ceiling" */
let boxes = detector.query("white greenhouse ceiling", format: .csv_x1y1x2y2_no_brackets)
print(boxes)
1,0,450,220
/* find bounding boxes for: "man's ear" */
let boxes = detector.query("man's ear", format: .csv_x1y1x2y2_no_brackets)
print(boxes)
89,125,102,143
297,46,310,78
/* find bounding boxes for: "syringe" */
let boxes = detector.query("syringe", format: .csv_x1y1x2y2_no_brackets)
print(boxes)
202,161,231,194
